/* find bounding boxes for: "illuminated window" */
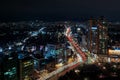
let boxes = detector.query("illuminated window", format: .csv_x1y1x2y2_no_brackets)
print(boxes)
4,67,17,79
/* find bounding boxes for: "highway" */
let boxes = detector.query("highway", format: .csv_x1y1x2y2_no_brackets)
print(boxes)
37,27,97,80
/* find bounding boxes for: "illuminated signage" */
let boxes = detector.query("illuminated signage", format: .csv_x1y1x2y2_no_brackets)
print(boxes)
109,49,120,55
92,26,97,30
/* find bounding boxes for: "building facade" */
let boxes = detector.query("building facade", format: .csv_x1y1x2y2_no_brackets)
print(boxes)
88,18,108,55
18,56,34,80
1,53,18,80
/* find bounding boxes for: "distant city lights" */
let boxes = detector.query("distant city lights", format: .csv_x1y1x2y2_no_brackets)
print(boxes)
0,47,3,52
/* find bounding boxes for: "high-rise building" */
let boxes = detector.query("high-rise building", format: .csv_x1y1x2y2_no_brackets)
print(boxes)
18,56,34,80
108,22,120,55
88,19,99,54
97,18,108,54
88,17,108,55
1,52,18,80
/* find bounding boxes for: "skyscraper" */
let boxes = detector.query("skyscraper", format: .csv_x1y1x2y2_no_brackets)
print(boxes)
88,17,108,55
18,56,34,80
1,52,18,80
98,17,108,55
88,19,99,54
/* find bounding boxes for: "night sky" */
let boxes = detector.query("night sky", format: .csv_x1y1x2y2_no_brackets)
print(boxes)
0,0,120,21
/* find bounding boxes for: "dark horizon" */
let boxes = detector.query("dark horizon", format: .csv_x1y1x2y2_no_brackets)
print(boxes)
0,15,117,22
0,0,120,22
0,16,89,22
